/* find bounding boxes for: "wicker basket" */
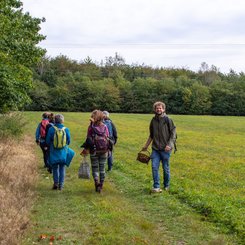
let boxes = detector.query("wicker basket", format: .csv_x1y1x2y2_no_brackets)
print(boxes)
136,150,151,164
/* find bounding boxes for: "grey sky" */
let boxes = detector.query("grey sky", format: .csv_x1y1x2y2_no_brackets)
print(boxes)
22,0,245,73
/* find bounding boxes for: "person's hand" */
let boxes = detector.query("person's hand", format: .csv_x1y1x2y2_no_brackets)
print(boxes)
165,145,172,152
36,140,40,145
80,148,89,156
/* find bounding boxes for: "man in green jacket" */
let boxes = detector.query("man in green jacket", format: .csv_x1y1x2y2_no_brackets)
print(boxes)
143,101,176,193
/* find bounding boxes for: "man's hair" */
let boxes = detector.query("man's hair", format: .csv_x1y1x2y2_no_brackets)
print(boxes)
153,101,166,111
55,114,64,124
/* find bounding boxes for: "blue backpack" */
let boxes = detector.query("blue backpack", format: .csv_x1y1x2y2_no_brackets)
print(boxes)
103,119,113,137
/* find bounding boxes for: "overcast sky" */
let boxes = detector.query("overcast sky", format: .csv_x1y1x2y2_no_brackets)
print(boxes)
22,0,245,73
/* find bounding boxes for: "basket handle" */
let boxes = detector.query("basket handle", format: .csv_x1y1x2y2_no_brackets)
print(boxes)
139,149,151,156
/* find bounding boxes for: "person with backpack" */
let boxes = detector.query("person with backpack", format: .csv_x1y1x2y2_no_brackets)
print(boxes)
81,110,109,193
142,101,176,193
103,111,117,171
45,113,55,174
46,114,71,190
35,112,50,169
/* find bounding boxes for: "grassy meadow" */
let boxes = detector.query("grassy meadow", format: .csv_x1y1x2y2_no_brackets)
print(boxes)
21,112,245,244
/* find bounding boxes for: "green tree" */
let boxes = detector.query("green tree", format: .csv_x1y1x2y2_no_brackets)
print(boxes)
210,81,245,116
26,80,50,111
189,83,211,114
131,78,158,112
0,0,45,112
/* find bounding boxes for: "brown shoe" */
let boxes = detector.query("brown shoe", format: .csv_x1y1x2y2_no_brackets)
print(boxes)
52,184,58,190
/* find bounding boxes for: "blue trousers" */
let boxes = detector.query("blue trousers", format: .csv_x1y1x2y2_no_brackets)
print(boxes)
52,163,66,187
151,149,171,188
108,151,113,170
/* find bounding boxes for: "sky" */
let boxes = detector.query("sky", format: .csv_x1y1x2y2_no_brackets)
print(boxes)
21,0,245,73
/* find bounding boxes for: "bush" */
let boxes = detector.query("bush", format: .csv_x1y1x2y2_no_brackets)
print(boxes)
0,112,26,139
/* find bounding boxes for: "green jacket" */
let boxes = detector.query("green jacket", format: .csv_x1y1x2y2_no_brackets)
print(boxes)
149,114,176,151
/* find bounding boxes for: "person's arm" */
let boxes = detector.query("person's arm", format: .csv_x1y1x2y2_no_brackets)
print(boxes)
111,122,117,144
80,126,92,155
142,119,153,151
166,118,176,151
142,136,152,151
66,128,71,145
105,125,109,138
35,123,41,144
46,126,52,146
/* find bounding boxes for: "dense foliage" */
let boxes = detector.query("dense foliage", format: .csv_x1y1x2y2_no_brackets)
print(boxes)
28,54,245,115
0,0,45,113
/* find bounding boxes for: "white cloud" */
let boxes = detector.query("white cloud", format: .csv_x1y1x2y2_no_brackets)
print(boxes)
21,0,245,72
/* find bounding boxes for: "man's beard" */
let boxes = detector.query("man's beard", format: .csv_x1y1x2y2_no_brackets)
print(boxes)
155,111,163,116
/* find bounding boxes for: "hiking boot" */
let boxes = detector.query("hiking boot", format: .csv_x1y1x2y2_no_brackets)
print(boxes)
58,184,63,190
52,184,58,190
47,167,52,174
151,188,162,193
95,183,101,193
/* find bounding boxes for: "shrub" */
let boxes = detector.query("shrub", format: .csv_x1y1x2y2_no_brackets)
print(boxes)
0,112,26,139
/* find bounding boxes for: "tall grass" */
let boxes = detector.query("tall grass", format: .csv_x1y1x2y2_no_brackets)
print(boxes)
0,112,26,139
0,136,38,245
0,112,36,244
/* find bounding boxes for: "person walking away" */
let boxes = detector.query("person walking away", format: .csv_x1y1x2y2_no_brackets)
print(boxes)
45,113,55,174
46,114,71,190
35,112,50,169
81,110,109,193
142,101,176,193
103,111,118,171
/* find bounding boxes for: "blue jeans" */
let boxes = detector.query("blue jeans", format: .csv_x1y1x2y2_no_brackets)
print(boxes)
151,149,171,188
52,163,66,187
108,151,113,170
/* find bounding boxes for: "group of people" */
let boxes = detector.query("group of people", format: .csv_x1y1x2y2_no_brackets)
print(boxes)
35,113,71,190
35,101,176,194
35,110,117,193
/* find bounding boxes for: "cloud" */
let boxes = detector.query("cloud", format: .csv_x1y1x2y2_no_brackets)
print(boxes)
22,0,245,72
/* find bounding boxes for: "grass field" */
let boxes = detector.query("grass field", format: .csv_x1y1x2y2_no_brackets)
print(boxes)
21,112,245,244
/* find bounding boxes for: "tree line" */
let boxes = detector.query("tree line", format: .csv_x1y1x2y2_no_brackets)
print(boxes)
1,1,245,116
27,54,245,116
